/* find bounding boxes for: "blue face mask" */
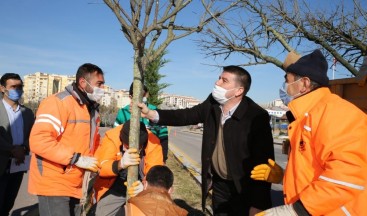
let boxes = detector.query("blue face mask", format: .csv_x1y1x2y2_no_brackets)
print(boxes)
279,82,291,106
6,89,23,101
279,79,302,106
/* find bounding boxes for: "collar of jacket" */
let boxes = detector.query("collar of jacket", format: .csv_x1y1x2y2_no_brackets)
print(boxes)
211,95,250,123
130,187,173,203
228,96,250,121
66,83,99,110
288,87,331,120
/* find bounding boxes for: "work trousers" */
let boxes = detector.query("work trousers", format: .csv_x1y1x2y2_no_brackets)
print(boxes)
38,196,81,216
0,171,24,216
212,172,250,216
90,189,126,216
160,136,169,163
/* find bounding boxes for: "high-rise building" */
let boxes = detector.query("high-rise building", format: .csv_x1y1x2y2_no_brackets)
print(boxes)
19,72,201,109
160,93,201,109
112,89,130,108
23,72,75,103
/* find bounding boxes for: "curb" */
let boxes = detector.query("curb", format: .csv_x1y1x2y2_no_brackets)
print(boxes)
169,131,214,215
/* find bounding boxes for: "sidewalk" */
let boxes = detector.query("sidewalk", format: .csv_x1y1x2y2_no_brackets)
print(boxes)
10,172,38,216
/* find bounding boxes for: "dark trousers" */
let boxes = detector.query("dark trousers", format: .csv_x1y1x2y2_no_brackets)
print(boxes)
0,171,24,216
212,172,250,216
160,137,169,162
38,196,81,216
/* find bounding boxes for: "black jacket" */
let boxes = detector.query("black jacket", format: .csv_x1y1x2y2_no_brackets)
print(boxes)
157,94,274,210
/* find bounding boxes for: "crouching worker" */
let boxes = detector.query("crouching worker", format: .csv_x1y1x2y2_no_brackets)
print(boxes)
91,120,164,216
126,165,188,216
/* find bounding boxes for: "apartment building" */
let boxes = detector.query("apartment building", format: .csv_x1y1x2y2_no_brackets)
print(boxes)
23,72,75,103
112,89,130,108
4,72,201,109
160,93,201,109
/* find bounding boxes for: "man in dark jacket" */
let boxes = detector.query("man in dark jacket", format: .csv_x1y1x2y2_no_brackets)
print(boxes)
139,65,274,215
0,73,34,215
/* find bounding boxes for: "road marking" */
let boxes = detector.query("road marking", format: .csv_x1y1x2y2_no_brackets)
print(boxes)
169,141,202,183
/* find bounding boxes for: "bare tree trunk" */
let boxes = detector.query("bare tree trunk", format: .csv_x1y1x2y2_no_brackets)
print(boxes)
126,48,144,199
102,0,240,200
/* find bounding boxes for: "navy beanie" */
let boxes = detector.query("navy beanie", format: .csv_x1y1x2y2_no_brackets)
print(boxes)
286,49,329,86
129,82,148,96
120,120,148,148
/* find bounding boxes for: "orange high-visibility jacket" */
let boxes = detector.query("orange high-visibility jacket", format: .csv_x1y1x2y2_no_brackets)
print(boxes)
93,125,163,202
284,88,367,215
28,85,100,199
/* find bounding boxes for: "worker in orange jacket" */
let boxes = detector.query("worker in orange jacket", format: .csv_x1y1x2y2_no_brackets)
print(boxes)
28,63,105,215
251,50,367,215
91,120,164,216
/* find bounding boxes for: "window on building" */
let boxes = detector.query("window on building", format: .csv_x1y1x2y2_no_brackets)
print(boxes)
53,79,60,94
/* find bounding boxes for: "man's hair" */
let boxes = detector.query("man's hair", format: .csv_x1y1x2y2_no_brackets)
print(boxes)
0,73,22,87
76,63,104,84
223,65,252,93
120,120,148,150
129,82,148,96
146,165,174,190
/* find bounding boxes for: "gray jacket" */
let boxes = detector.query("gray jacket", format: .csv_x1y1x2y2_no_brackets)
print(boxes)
0,96,34,175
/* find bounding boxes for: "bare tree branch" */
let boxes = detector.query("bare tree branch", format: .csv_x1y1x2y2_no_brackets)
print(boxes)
199,0,366,76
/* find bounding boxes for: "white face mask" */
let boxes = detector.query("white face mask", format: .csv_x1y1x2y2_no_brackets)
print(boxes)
211,85,236,105
85,80,104,102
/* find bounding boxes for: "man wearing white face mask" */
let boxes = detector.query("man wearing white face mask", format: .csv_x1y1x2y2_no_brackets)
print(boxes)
28,63,105,216
138,65,274,216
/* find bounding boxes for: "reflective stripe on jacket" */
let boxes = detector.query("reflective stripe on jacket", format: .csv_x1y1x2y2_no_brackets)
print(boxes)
93,125,163,202
28,84,100,199
284,87,367,215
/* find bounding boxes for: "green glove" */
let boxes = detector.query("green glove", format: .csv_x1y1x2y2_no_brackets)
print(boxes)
251,159,284,184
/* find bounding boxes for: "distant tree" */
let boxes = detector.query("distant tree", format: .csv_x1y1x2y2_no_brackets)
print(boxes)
144,49,170,107
200,0,366,76
99,98,119,127
103,0,239,192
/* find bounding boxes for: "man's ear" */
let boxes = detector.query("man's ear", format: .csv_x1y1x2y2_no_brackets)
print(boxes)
301,77,312,93
143,181,148,190
236,87,245,97
0,85,5,93
168,186,173,194
78,77,87,89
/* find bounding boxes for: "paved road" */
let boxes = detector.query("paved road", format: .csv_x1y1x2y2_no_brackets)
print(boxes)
169,126,286,207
